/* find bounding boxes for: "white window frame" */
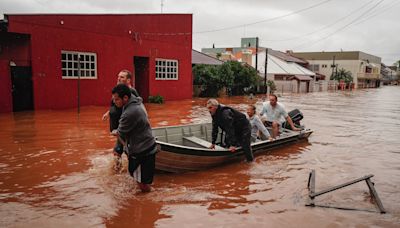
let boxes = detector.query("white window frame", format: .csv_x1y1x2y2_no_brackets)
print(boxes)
61,51,97,79
155,58,178,80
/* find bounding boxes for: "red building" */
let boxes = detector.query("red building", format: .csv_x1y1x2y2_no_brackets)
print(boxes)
0,14,192,112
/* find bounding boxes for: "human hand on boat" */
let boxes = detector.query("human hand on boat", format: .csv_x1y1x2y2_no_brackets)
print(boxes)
229,146,236,153
209,144,215,149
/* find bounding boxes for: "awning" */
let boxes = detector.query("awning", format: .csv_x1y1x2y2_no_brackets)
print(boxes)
294,75,313,81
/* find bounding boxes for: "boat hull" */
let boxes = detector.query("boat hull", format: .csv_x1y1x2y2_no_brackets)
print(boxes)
153,123,312,173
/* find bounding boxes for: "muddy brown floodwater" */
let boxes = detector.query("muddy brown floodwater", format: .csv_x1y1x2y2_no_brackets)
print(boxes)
1,87,400,227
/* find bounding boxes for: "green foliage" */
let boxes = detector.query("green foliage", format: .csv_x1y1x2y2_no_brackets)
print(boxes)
192,64,222,97
192,61,259,97
225,61,258,95
394,60,400,68
267,80,276,93
330,68,353,84
148,94,164,104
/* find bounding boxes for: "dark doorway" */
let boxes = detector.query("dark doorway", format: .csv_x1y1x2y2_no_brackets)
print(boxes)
11,66,34,112
134,56,150,102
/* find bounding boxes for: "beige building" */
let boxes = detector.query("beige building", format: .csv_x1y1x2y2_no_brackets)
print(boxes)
291,51,381,88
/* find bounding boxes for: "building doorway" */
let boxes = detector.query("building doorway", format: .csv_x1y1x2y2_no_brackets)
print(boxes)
134,56,150,102
11,66,34,112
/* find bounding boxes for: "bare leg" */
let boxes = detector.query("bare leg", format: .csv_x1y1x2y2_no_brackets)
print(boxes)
272,121,280,138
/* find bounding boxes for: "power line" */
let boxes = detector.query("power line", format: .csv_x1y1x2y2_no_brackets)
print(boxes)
195,0,333,34
292,0,385,50
262,0,375,42
352,0,400,26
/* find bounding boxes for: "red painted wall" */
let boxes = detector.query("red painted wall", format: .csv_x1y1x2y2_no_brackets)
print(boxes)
1,14,192,112
0,33,31,112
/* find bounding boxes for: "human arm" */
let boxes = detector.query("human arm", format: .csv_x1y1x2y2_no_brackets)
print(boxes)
285,116,301,131
102,110,110,121
211,118,218,147
260,102,267,116
221,109,237,147
255,116,271,138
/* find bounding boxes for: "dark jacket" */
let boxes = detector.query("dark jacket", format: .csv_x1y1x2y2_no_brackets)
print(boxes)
211,105,249,147
117,96,155,156
109,87,139,132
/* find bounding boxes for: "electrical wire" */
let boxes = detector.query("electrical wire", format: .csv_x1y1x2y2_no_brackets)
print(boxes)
195,0,333,34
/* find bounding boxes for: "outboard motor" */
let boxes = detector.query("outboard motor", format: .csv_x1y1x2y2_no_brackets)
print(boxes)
282,109,303,129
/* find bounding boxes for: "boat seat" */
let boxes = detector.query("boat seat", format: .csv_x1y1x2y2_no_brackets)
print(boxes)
183,136,224,150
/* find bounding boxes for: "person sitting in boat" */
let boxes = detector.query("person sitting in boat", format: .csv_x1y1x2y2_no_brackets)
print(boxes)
246,104,273,142
110,84,157,193
260,94,301,138
206,99,254,162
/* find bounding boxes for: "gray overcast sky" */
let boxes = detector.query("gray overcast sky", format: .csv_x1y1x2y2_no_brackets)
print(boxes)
1,0,399,65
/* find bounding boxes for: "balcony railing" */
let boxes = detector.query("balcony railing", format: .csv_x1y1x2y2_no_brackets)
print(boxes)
357,73,381,80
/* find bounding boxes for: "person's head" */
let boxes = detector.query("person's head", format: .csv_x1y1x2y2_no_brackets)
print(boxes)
206,99,219,115
247,104,256,117
112,84,132,108
117,70,132,86
269,94,278,107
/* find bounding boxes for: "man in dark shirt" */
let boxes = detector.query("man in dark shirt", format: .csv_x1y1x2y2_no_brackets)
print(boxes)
207,99,254,162
110,84,156,192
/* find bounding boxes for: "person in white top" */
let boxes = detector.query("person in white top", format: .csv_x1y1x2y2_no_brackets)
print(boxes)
260,94,300,138
247,104,273,142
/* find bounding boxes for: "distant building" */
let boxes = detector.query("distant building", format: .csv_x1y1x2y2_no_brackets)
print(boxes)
202,38,320,93
0,14,193,112
291,51,382,89
381,63,398,85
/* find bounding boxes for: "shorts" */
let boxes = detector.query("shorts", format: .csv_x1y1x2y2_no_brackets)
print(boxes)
128,153,156,184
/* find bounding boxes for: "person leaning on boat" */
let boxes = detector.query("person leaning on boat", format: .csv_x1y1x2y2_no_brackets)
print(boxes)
260,94,301,138
246,104,273,142
110,84,157,193
102,70,140,156
206,99,254,162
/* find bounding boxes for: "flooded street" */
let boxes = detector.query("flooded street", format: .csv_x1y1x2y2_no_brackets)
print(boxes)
1,86,400,227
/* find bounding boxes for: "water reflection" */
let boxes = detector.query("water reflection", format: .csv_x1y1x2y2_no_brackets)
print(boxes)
0,87,400,227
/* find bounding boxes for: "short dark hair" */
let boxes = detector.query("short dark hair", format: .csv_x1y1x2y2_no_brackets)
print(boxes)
120,69,132,79
112,84,131,99
269,94,278,101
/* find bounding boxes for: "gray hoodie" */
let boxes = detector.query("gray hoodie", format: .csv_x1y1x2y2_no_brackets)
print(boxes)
117,96,155,156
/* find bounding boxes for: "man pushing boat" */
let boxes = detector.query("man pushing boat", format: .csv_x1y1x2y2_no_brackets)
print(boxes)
206,99,254,162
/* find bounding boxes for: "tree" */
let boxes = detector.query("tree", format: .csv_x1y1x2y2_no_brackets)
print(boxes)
394,60,400,69
267,80,276,94
192,64,221,97
330,68,353,84
227,61,258,95
192,61,259,97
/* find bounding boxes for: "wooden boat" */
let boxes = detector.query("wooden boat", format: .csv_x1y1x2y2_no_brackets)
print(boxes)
153,122,313,173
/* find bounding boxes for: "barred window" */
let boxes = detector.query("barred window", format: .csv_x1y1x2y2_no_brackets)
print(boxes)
155,58,178,80
61,51,97,79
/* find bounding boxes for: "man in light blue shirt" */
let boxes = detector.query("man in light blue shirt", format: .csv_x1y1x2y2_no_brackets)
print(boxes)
247,104,273,142
260,94,300,138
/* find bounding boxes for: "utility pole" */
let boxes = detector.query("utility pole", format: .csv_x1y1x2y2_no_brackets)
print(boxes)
264,48,268,94
77,54,81,114
255,37,259,73
331,55,336,78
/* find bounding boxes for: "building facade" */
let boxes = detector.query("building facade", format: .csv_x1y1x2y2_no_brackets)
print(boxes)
0,14,192,112
291,51,381,89
202,38,317,93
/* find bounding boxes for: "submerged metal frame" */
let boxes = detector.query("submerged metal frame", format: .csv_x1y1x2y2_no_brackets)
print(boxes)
306,170,386,213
